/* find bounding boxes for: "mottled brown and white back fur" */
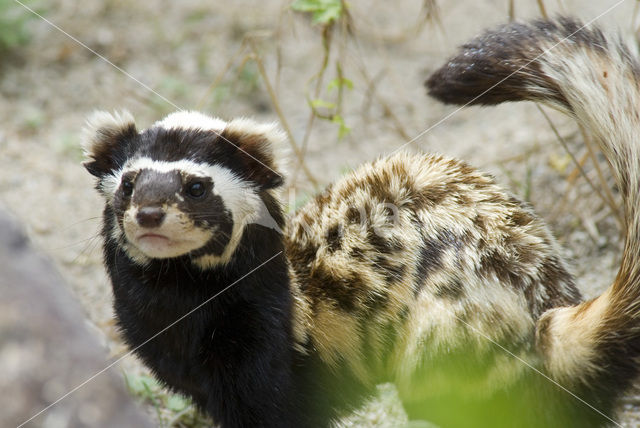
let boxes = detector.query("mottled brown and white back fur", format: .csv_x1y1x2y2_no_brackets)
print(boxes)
286,152,580,392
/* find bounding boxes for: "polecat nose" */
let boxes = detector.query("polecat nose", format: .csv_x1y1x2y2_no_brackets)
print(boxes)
136,207,166,228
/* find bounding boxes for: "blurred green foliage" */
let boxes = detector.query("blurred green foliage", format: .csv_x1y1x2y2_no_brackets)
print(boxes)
0,0,35,57
124,372,212,427
290,0,344,25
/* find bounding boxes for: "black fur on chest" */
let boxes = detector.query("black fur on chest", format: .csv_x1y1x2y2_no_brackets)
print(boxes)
102,212,303,426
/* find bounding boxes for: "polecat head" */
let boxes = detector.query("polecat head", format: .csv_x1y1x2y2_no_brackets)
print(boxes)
83,110,287,268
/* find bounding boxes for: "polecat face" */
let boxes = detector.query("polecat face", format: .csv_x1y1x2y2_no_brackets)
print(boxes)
113,158,238,259
83,110,286,267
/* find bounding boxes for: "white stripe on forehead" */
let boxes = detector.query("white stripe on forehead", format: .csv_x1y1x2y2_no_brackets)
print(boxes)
153,111,227,132
123,157,214,177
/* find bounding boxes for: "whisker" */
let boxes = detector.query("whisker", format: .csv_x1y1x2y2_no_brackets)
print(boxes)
56,216,103,233
43,233,102,252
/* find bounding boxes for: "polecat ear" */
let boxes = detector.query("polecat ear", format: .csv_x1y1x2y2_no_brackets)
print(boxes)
219,118,288,190
82,110,138,178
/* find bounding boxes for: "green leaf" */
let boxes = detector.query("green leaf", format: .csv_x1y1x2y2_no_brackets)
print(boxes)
290,0,321,12
291,0,343,24
332,115,351,139
312,3,342,24
327,77,354,92
124,373,161,398
166,394,189,412
310,98,336,109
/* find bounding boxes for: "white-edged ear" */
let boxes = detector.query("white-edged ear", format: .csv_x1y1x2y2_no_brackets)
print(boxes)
221,118,290,189
82,110,137,178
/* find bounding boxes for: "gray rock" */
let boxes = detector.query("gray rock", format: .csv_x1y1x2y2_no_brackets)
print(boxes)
0,209,152,428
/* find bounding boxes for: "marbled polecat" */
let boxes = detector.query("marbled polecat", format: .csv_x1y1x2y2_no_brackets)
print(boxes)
84,18,640,427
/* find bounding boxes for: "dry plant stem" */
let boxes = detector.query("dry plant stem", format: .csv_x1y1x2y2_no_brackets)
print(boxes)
549,151,589,223
348,35,412,141
509,0,515,21
357,62,412,141
248,40,319,187
576,205,604,244
340,0,354,34
195,29,274,110
346,0,438,44
483,144,542,167
292,24,333,186
386,0,441,40
578,124,623,227
536,104,612,210
423,0,443,30
361,70,385,123
566,151,590,184
195,40,248,110
273,4,288,97
335,16,348,124
537,0,549,18
347,24,413,141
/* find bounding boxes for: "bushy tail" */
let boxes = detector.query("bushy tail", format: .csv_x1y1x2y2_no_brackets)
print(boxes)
427,17,640,409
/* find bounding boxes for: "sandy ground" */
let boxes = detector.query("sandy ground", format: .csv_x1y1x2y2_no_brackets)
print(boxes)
1,0,638,426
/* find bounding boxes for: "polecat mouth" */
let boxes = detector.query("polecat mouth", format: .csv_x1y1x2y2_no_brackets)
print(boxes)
136,233,171,249
132,232,203,259
138,232,169,241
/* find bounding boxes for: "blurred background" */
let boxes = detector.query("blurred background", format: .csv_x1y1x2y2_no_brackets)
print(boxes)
0,0,637,426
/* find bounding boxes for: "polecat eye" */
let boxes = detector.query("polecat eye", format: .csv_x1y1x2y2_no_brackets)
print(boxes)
122,179,134,197
187,182,206,198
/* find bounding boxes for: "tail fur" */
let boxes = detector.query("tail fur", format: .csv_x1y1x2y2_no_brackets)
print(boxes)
427,17,640,411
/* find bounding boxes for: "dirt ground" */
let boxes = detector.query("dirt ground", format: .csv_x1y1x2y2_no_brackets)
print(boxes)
2,0,639,426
